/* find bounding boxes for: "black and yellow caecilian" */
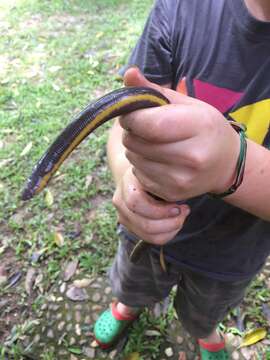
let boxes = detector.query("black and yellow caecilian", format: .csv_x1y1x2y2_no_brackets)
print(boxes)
21,86,169,201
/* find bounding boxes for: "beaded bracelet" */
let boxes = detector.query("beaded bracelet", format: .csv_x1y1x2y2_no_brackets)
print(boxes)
210,120,247,199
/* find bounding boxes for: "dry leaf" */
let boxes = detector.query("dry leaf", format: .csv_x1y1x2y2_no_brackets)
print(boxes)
145,330,161,337
25,267,36,295
45,189,54,207
20,142,33,157
52,83,60,91
34,273,44,293
63,260,79,281
73,278,92,288
54,232,64,247
0,158,12,168
90,340,98,348
124,353,140,360
1,78,9,85
95,31,104,39
85,175,93,188
25,69,39,78
239,328,267,348
1,129,13,134
66,286,89,302
48,65,62,73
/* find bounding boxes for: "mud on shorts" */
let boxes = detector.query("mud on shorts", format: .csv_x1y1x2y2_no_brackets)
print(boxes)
109,228,254,339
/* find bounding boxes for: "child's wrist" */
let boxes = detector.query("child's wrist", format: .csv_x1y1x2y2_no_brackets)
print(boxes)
209,121,247,199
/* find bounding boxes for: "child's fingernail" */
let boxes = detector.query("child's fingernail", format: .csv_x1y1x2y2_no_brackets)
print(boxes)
183,206,191,216
170,207,181,216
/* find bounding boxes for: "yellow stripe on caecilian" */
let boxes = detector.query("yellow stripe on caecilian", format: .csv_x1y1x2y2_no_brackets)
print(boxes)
35,93,168,195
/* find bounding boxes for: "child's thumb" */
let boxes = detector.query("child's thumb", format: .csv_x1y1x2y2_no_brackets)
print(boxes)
123,66,194,106
124,66,162,92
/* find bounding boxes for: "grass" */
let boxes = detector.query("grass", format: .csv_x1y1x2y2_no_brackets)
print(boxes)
0,0,155,357
1,0,270,359
0,0,152,276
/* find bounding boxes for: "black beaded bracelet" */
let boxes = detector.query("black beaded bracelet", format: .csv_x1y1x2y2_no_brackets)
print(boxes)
210,121,247,199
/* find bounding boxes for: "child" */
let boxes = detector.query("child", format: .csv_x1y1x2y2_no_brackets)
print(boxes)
94,0,270,358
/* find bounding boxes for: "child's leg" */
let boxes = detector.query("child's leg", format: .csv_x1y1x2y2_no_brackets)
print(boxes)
174,270,254,358
94,229,180,347
109,230,180,308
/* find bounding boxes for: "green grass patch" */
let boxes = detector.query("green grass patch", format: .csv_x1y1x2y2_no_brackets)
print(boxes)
0,0,153,353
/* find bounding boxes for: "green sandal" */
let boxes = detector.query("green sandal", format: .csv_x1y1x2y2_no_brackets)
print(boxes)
94,302,138,349
198,338,229,359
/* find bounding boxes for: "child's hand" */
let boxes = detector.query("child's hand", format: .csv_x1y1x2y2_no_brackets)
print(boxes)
119,68,240,202
112,167,190,245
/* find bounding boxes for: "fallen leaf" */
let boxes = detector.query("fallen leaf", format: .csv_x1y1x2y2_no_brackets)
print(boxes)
25,267,36,295
68,347,82,355
54,231,64,247
48,65,62,73
95,31,104,39
0,78,9,85
66,286,89,301
90,340,98,348
45,189,54,207
0,158,12,168
239,328,267,348
34,273,44,293
145,330,161,337
85,175,93,188
63,260,78,281
123,352,140,360
52,83,60,91
25,69,39,78
1,129,14,134
73,278,92,288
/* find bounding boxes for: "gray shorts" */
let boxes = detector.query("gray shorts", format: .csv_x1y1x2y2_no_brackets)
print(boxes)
109,232,254,338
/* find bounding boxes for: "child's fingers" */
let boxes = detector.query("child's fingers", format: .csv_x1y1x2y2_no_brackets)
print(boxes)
123,66,196,105
117,200,190,245
124,183,184,220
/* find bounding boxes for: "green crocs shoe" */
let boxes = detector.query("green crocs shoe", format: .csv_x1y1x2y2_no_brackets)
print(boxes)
198,338,229,360
94,302,138,349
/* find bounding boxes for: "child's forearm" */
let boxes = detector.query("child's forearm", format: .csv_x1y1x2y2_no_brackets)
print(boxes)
226,139,270,221
107,119,131,186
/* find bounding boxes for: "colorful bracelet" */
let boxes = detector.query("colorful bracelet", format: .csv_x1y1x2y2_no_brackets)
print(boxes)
210,121,247,199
